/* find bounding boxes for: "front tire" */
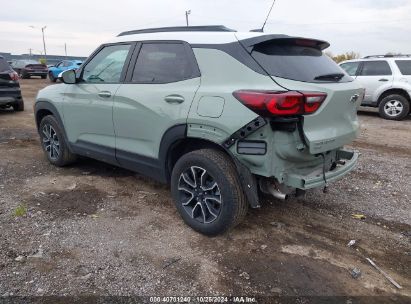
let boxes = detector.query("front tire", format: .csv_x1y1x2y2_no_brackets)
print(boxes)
171,149,248,236
39,115,76,166
49,72,56,82
378,94,410,120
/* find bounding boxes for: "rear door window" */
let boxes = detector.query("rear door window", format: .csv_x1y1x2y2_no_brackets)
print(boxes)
0,58,10,72
340,62,360,76
359,61,392,76
250,40,352,83
131,43,198,84
395,60,411,75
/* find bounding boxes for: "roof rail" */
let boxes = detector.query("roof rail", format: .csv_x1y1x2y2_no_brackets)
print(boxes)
363,54,411,59
118,25,236,37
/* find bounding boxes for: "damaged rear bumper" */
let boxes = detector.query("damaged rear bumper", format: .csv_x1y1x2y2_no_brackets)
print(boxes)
285,149,359,190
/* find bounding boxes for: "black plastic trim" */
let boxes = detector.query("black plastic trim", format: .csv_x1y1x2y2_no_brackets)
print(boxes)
116,149,165,182
159,124,187,181
71,140,117,165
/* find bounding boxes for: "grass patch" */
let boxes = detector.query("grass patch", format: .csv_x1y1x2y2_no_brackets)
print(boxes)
13,204,27,217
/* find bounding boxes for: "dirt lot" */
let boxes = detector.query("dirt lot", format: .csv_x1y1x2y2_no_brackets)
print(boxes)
0,79,410,301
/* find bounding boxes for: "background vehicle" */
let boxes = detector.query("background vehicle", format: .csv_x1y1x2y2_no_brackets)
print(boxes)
0,56,24,111
340,55,411,120
11,59,48,79
35,26,363,235
48,60,83,82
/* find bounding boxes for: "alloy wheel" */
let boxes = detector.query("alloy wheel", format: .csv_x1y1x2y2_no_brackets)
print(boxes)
384,100,404,117
42,124,60,160
177,166,222,224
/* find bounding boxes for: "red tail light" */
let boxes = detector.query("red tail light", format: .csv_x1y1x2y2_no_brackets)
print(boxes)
233,90,326,116
9,72,19,81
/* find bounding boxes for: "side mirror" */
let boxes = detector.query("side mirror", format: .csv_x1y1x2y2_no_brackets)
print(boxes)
61,69,76,84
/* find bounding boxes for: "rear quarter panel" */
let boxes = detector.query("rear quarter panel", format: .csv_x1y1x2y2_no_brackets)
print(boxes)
187,48,277,142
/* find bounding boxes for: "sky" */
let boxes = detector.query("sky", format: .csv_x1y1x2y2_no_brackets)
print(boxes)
1,0,411,58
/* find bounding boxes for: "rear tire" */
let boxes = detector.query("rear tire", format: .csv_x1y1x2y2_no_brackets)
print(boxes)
378,94,410,120
49,72,56,83
12,99,24,112
171,149,248,236
39,115,76,166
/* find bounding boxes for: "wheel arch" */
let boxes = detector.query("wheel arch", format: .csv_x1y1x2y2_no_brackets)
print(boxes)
377,88,411,105
34,100,72,152
160,125,228,182
161,125,260,208
34,101,63,129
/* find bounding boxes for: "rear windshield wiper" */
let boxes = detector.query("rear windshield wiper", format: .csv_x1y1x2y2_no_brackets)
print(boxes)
314,73,345,81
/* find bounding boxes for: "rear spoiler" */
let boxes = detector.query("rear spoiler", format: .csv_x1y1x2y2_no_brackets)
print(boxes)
237,34,330,53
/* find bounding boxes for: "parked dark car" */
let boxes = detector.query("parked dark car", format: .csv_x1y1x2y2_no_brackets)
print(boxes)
11,59,48,79
0,56,24,111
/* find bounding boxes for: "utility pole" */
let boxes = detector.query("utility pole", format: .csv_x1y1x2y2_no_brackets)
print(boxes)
64,43,67,57
29,25,47,62
41,26,47,60
185,10,191,26
29,48,32,57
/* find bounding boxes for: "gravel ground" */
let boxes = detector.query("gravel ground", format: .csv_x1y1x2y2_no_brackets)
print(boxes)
0,79,410,300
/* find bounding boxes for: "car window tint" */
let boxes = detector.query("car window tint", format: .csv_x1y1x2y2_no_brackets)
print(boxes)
132,43,194,83
83,44,131,83
360,61,392,76
0,58,10,72
395,60,411,75
250,41,352,83
340,62,360,76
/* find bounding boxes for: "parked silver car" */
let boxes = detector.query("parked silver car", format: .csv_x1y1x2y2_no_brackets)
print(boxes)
340,55,411,120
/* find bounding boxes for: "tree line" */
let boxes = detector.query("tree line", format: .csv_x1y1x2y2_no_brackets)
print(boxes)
326,51,403,63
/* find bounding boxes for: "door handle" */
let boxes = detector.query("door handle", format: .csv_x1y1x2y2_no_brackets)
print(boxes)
379,79,389,82
164,95,185,104
98,91,112,98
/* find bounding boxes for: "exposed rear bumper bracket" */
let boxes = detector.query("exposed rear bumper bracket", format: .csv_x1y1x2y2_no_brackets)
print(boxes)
223,116,267,148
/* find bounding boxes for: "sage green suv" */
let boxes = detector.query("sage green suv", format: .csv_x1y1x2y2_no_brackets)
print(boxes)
34,26,363,235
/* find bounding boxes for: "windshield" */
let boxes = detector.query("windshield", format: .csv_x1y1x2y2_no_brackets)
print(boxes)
251,41,353,83
0,58,11,72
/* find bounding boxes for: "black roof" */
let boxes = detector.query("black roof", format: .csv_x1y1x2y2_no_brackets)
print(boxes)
118,25,236,37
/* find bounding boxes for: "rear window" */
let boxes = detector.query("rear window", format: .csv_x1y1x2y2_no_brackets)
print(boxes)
251,41,352,83
0,58,11,72
131,43,198,84
396,60,411,75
